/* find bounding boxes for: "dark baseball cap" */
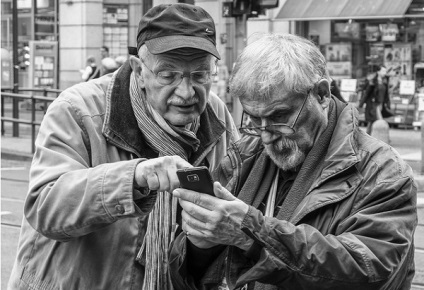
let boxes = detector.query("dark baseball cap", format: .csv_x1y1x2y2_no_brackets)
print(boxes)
135,3,220,59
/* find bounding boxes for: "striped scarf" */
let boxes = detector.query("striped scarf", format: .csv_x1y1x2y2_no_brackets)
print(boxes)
129,73,200,290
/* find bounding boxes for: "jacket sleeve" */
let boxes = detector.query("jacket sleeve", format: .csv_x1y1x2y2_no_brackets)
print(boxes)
24,95,156,242
227,174,417,289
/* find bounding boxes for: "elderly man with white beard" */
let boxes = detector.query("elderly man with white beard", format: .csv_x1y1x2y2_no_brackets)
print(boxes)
169,33,417,290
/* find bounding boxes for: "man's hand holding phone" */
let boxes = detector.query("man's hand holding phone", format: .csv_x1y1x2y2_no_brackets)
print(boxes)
174,167,251,250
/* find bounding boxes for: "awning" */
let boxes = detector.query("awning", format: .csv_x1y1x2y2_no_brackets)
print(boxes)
275,0,413,21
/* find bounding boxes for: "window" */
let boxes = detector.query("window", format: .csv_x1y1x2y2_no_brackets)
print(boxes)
103,4,129,57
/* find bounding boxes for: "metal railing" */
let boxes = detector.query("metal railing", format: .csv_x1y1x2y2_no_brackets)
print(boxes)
1,88,61,153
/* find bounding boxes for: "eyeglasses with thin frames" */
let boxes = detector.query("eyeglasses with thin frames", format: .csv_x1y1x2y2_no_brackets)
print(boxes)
239,90,310,136
140,58,217,86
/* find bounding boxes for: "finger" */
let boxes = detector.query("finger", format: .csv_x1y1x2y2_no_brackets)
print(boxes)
166,162,182,193
181,210,207,233
167,172,180,193
181,212,211,239
145,172,160,190
151,169,168,192
213,182,236,201
153,156,181,192
178,197,213,222
173,188,217,211
173,156,193,169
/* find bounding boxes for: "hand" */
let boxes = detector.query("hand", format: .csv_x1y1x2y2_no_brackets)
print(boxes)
134,156,192,193
172,182,252,250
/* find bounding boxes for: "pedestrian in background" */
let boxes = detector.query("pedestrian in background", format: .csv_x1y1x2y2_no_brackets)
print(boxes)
100,45,110,59
100,56,119,75
170,33,417,290
359,64,391,135
115,55,127,68
80,55,100,81
99,45,119,75
8,3,238,290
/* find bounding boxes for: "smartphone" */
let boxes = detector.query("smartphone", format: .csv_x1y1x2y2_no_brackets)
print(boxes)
176,166,215,196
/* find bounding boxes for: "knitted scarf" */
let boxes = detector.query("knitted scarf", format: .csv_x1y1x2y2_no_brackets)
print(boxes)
129,73,200,290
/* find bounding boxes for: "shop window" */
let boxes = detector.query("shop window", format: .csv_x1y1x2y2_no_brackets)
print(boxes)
334,22,360,40
2,1,12,14
17,0,31,10
34,0,58,41
103,4,129,58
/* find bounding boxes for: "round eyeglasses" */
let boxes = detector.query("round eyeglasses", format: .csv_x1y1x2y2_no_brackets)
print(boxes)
239,92,309,136
140,58,217,86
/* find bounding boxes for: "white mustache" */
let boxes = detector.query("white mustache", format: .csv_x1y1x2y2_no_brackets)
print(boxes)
273,138,297,152
168,97,199,106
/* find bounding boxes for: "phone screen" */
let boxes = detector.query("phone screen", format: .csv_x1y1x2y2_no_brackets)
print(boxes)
176,166,215,196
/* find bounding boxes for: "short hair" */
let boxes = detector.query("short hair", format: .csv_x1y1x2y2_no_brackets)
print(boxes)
230,33,330,101
101,46,109,53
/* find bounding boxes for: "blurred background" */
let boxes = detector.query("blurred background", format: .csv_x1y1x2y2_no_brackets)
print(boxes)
2,0,424,126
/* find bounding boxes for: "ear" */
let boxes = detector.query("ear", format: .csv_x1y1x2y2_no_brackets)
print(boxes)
315,79,331,109
129,56,145,87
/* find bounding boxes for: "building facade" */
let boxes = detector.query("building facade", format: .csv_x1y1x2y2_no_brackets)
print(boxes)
1,0,283,90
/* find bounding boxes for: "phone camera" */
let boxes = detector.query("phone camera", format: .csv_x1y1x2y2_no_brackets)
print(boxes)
187,174,199,182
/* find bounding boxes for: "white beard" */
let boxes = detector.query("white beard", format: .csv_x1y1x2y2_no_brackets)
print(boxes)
265,138,305,171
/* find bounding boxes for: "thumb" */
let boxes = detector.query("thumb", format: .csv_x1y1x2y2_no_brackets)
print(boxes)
213,182,235,201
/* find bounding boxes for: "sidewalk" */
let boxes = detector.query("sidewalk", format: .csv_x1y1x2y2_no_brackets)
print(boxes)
1,134,34,162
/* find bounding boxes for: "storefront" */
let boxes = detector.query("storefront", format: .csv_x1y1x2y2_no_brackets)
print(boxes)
275,0,424,127
1,0,58,88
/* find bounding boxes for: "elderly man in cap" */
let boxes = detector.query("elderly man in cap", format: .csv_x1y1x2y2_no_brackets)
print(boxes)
8,3,238,290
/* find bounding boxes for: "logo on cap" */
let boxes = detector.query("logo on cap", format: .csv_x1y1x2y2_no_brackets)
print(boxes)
205,28,214,35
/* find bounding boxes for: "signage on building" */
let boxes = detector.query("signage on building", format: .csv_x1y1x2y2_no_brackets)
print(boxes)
365,25,380,42
399,80,415,95
340,79,357,92
418,94,424,111
380,23,399,42
1,48,12,88
29,41,58,89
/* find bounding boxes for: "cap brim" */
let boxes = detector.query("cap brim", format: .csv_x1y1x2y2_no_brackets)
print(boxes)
145,35,220,59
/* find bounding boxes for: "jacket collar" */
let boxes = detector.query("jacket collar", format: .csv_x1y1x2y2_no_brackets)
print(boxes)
103,61,226,161
289,104,362,224
318,104,360,182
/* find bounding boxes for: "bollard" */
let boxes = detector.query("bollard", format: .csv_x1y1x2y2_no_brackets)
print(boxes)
421,118,424,175
371,119,390,144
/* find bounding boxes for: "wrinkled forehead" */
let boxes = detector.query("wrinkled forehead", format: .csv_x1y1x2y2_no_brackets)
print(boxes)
241,88,304,111
143,47,215,67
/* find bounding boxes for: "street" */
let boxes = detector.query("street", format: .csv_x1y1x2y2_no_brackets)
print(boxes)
1,159,28,289
1,127,424,289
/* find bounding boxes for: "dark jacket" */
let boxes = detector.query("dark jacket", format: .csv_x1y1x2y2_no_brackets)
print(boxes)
170,104,417,290
8,62,239,290
359,77,391,122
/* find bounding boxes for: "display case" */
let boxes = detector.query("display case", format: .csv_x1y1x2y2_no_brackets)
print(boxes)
325,42,352,79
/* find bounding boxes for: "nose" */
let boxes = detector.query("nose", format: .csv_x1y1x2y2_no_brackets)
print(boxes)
260,128,281,145
175,76,195,99
259,118,280,145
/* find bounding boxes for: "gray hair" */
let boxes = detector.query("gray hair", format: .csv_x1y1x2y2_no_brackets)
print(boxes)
230,33,330,101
